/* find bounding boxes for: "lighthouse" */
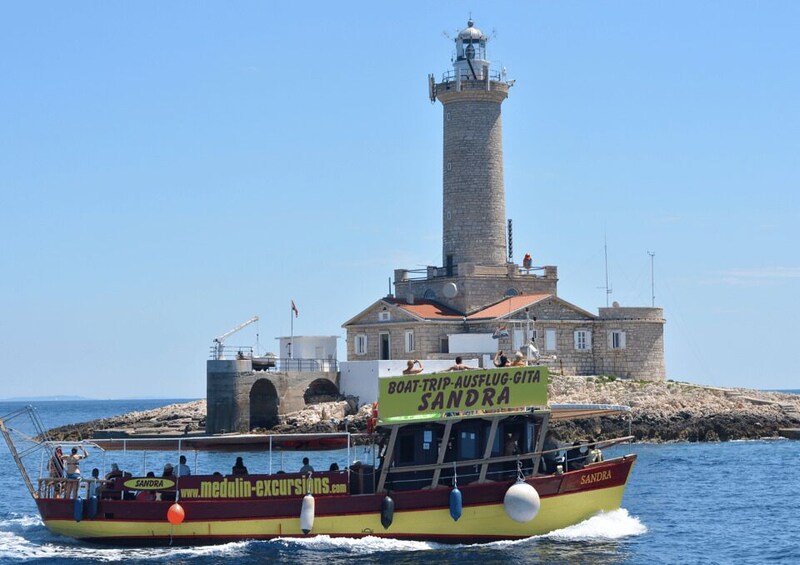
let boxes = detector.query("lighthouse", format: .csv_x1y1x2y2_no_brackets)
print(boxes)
429,19,511,272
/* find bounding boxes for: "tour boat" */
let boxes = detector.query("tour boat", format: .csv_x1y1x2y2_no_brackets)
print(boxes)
1,366,636,545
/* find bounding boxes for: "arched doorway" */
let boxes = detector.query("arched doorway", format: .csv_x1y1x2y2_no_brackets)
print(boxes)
303,378,341,405
250,378,279,430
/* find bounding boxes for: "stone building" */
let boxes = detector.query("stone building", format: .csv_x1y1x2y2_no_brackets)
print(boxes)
343,20,666,382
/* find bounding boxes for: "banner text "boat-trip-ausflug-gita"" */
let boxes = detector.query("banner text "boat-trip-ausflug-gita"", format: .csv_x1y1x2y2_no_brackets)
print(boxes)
378,366,549,423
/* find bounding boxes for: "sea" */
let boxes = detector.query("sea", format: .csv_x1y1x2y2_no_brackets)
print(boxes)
1,397,799,565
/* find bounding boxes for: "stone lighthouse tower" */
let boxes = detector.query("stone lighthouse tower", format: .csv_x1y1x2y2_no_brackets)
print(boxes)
429,19,511,273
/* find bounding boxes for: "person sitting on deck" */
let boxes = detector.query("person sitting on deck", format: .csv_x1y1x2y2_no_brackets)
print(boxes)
447,357,476,371
403,360,424,375
176,455,191,477
585,439,604,465
299,457,314,474
105,463,123,481
566,442,586,472
136,471,157,501
329,462,340,472
540,431,561,474
232,457,249,475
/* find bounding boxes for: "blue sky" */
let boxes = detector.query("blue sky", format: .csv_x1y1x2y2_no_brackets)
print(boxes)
1,2,798,398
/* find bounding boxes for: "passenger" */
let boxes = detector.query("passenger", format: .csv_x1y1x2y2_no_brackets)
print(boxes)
299,457,314,474
232,456,249,475
213,471,223,477
493,350,509,368
162,463,176,479
105,463,123,481
541,431,561,474
509,351,527,367
585,440,604,465
566,442,586,472
89,468,103,497
136,471,157,501
61,446,88,499
48,447,64,497
504,432,520,456
403,360,424,375
447,356,476,371
329,462,340,471
176,455,191,477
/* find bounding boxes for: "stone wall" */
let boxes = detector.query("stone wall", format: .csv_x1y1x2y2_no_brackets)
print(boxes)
206,359,338,434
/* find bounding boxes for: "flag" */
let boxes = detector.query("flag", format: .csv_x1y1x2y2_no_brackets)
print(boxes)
291,300,299,317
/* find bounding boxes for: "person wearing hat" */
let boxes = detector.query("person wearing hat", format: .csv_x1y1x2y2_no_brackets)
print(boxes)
162,462,176,478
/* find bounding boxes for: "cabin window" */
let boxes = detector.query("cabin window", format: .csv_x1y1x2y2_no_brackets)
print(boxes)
544,329,556,351
609,330,626,349
355,334,367,355
574,330,591,351
404,330,415,353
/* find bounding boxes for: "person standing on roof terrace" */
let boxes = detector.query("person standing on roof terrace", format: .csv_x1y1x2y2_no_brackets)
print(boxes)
493,350,509,367
447,357,476,371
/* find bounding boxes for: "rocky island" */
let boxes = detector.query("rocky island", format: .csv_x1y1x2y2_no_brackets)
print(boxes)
43,376,800,444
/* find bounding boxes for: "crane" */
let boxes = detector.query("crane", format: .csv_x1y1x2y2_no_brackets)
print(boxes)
213,316,259,360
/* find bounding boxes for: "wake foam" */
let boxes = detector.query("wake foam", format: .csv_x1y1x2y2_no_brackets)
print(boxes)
275,534,438,554
542,509,647,541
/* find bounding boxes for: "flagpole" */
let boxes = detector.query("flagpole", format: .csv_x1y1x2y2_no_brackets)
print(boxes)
290,303,294,360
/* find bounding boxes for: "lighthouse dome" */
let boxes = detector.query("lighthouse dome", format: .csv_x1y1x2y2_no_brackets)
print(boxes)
458,19,486,41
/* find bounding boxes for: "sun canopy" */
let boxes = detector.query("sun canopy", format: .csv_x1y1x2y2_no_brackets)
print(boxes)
90,433,350,453
549,403,632,421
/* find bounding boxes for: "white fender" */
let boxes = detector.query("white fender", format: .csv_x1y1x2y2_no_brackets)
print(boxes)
300,493,315,534
503,481,541,523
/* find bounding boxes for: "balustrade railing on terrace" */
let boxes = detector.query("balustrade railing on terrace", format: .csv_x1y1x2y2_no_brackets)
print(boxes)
209,346,337,373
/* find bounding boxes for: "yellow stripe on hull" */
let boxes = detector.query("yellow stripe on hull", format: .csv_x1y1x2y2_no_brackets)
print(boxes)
45,483,628,542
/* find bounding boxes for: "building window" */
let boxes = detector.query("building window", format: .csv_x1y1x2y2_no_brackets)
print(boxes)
355,334,367,355
440,337,449,354
609,330,626,350
379,311,391,322
544,329,557,351
405,330,415,353
574,330,592,351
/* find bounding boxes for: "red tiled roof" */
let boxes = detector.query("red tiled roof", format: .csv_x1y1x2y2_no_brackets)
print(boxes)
467,294,552,320
386,298,463,320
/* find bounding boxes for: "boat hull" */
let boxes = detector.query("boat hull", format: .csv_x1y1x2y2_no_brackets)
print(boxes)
36,455,635,545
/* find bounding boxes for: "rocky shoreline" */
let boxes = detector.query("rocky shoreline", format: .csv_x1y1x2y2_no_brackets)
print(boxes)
43,377,800,444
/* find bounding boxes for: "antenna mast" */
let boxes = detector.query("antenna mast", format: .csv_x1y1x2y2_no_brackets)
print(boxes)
603,235,612,307
647,251,656,306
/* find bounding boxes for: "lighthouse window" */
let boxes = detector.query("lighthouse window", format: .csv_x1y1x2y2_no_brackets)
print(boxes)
609,330,626,350
574,330,592,351
447,162,452,171
404,330,415,353
355,334,367,355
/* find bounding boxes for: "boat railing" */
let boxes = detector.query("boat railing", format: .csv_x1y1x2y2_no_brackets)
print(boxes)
381,435,634,491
